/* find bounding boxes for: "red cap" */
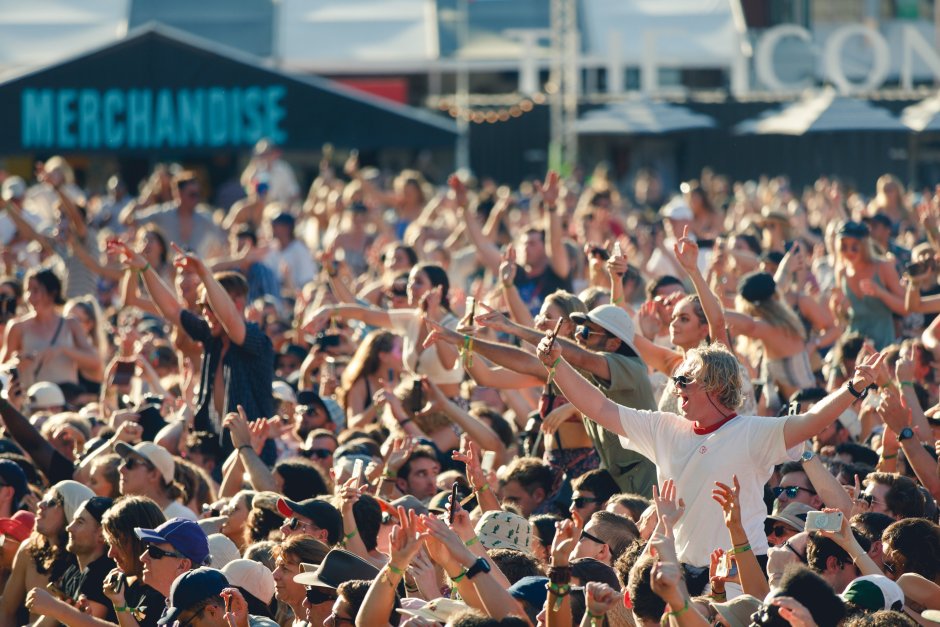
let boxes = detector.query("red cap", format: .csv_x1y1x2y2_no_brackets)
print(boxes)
0,511,35,542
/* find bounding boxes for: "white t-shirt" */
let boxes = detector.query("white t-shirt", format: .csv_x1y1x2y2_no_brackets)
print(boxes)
164,500,198,521
264,239,317,290
617,406,800,566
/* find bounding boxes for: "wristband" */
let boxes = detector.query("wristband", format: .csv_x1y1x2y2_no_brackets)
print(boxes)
237,444,253,453
464,536,480,547
611,296,623,305
546,356,562,385
387,563,405,575
729,543,751,555
382,470,396,479
398,418,413,426
587,611,605,627
476,483,490,494
344,530,357,541
880,452,898,460
665,599,690,619
899,380,916,388
845,380,871,400
135,262,151,274
451,569,468,583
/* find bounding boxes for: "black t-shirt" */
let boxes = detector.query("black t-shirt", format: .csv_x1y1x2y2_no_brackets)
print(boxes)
122,578,167,627
58,554,118,622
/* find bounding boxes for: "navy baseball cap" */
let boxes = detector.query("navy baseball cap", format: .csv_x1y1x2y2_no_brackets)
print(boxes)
0,459,27,505
158,567,228,625
135,518,210,565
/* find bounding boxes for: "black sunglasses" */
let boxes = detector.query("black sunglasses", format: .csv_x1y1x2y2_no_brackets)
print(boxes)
571,497,603,509
305,587,337,605
121,457,154,472
576,325,608,340
580,529,606,545
772,486,816,498
303,448,333,460
767,524,791,538
145,544,185,560
672,375,693,389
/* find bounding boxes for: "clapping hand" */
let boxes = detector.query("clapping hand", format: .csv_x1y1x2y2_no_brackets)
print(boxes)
452,435,486,491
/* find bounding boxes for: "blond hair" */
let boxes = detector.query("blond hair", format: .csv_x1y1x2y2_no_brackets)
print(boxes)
676,345,744,410
735,295,806,341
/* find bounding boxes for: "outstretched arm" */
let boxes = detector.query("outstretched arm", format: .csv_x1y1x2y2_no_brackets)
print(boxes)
673,229,727,348
110,241,182,326
174,244,247,345
424,319,545,379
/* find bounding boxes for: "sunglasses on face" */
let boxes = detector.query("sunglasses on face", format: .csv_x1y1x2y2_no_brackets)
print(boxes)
38,494,64,509
859,494,885,507
580,529,606,545
121,458,154,472
766,524,791,538
145,544,186,560
305,587,337,605
571,497,603,509
576,325,608,340
672,375,693,389
286,517,316,532
882,558,898,574
303,448,333,460
772,486,816,498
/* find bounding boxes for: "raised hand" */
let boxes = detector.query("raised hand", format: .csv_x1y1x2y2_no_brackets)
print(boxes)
875,385,911,435
585,581,619,616
534,171,560,208
222,406,252,449
550,514,582,567
248,416,270,455
474,301,512,333
851,350,885,391
385,437,415,476
536,329,563,368
711,475,744,531
448,174,468,209
673,226,700,273
106,239,148,271
421,515,474,566
637,301,664,340
771,596,817,627
499,247,517,287
895,343,916,383
221,587,250,627
452,435,486,491
389,507,429,570
171,242,208,277
652,478,685,536
423,317,464,348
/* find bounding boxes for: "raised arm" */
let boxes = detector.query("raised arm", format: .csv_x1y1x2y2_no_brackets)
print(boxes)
110,241,182,326
224,409,277,492
498,249,535,328
783,352,882,449
450,175,501,273
2,201,54,255
877,384,940,501
173,244,247,345
118,269,161,316
673,229,727,348
422,378,505,454
534,332,622,434
304,303,393,336
424,318,545,379
537,172,571,280
67,232,122,282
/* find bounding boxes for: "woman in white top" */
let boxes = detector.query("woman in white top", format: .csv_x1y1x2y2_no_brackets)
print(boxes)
306,263,462,399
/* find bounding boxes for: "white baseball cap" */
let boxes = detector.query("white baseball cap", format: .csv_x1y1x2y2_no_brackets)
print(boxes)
272,381,296,404
1,176,25,202
207,533,241,569
114,441,176,484
222,559,276,605
569,304,639,355
27,381,66,409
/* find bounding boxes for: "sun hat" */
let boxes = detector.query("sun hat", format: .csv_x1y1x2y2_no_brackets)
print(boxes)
206,533,241,569
398,598,472,623
293,549,379,588
766,502,813,532
474,510,531,553
711,594,762,627
569,305,639,355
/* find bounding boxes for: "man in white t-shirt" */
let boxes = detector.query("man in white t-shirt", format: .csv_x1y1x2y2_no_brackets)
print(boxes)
534,338,881,571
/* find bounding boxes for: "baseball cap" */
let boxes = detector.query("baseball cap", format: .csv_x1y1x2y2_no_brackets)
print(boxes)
276,498,342,545
739,272,776,304
509,576,549,612
569,304,639,355
766,502,812,532
661,198,693,221
863,214,893,230
27,381,65,409
53,480,96,523
0,459,27,504
840,575,904,612
271,212,296,228
0,510,35,542
1,176,25,202
114,441,176,484
206,533,240,569
474,510,531,553
135,518,210,565
293,549,379,588
222,559,276,605
81,497,115,524
272,381,297,405
158,567,228,625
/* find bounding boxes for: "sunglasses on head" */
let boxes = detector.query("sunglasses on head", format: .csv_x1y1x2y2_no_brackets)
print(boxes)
305,587,337,605
772,486,816,498
145,544,185,560
672,375,693,389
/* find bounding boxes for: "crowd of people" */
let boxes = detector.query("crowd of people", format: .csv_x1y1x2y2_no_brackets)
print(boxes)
0,142,937,627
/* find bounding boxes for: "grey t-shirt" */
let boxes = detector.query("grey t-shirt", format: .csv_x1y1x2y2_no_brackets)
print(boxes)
135,203,225,258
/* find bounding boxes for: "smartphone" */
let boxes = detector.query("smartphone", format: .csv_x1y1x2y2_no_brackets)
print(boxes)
112,361,135,387
466,297,476,326
481,450,496,473
905,260,931,277
107,571,126,595
324,359,337,380
546,317,565,353
449,481,459,523
353,459,364,484
315,334,342,350
405,379,425,414
716,553,738,578
805,510,843,532
613,241,623,258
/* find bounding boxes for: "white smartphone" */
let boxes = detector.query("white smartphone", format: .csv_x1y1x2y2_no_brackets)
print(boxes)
805,510,843,532
353,459,364,484
481,450,496,473
715,553,737,578
613,241,623,257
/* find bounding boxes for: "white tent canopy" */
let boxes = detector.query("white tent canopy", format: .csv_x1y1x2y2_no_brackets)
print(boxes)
901,94,940,133
576,99,716,135
734,89,908,135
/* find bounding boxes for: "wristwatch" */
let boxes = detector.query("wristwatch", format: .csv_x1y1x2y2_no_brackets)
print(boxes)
897,427,914,442
466,558,491,580
800,450,815,463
